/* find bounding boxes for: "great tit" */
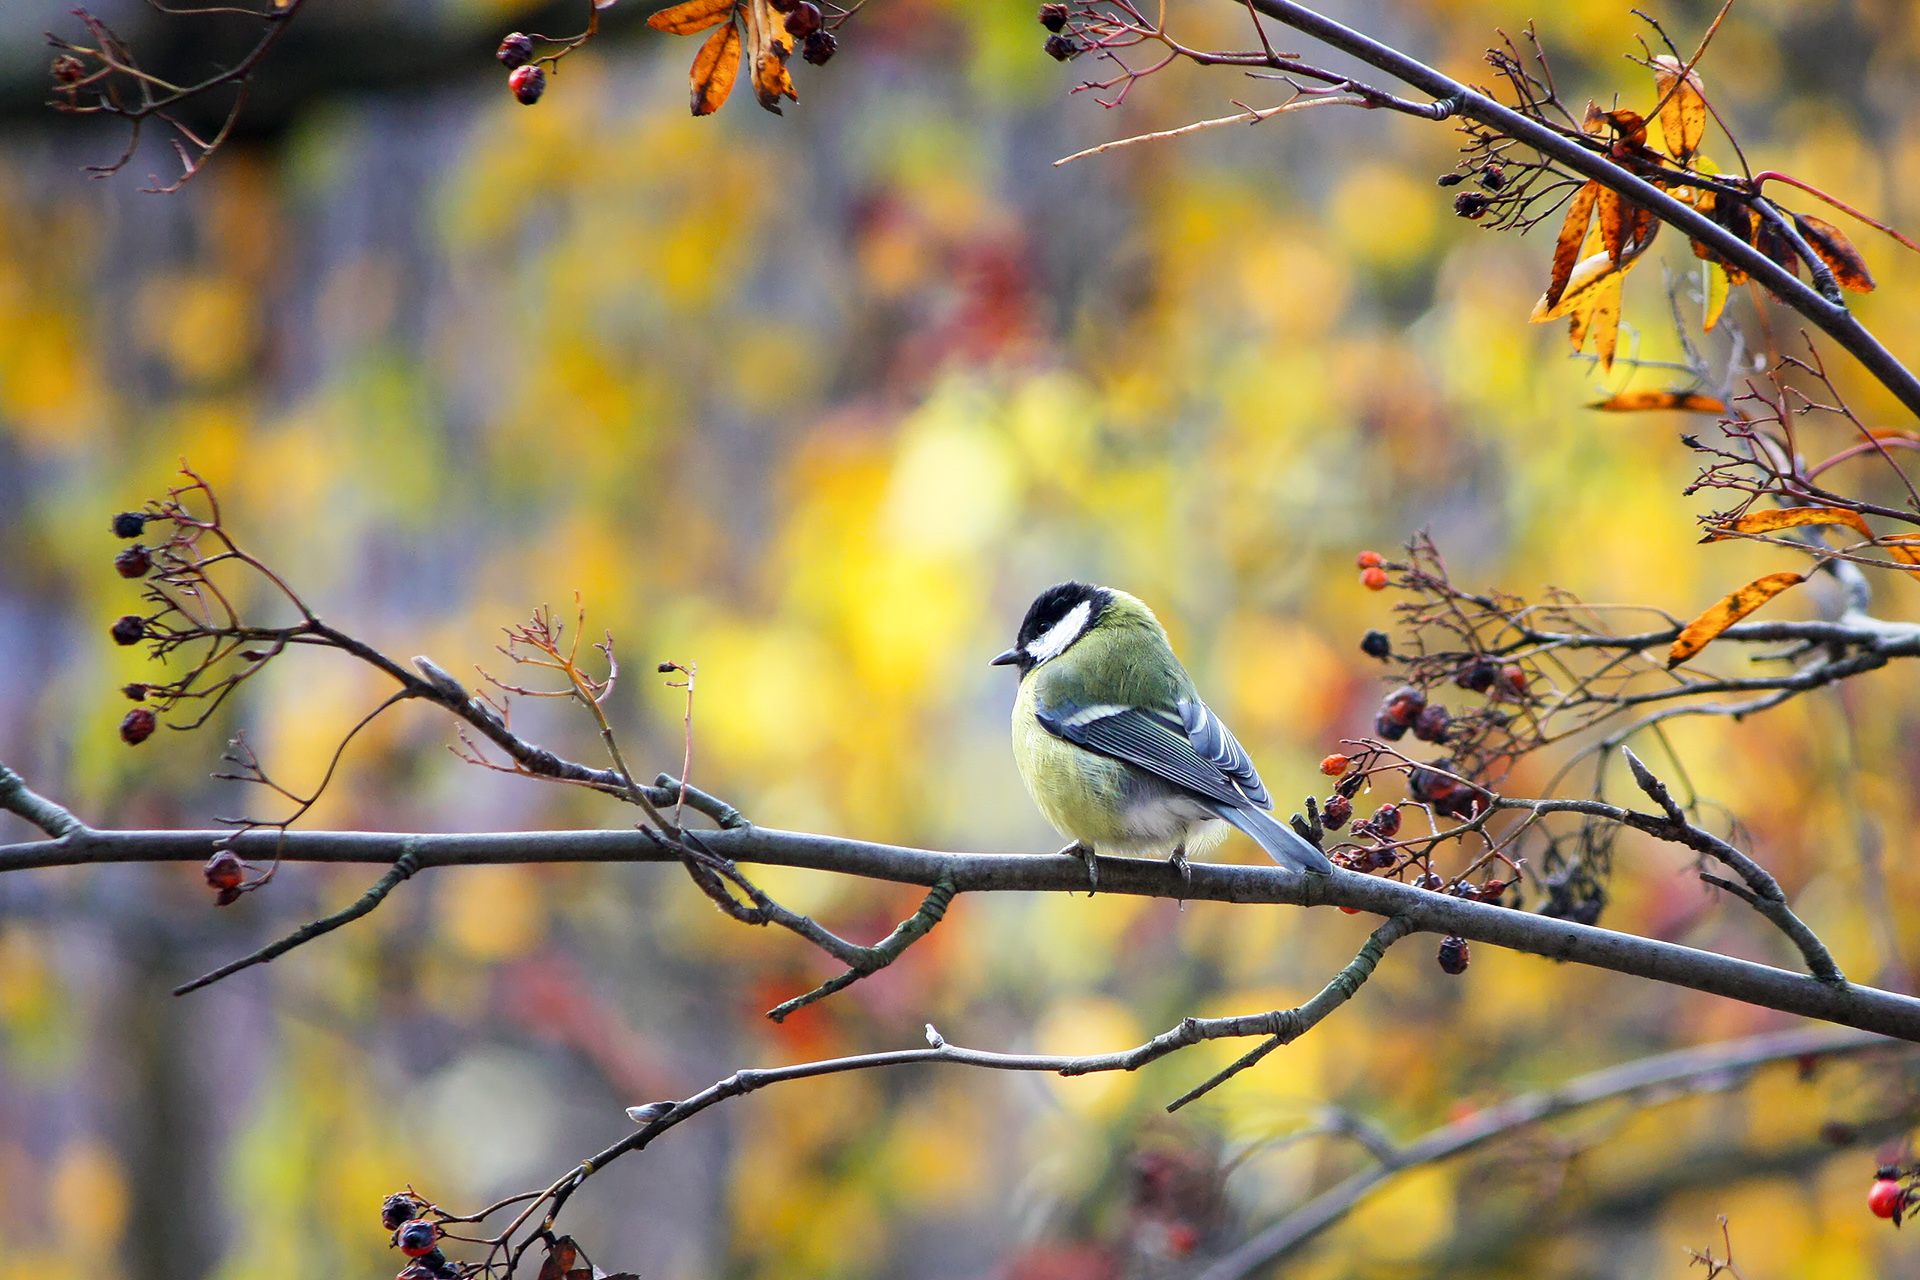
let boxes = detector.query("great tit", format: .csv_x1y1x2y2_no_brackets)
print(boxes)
992,582,1334,886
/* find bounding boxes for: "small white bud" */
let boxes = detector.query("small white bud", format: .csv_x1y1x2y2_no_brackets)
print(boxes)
924,1023,945,1048
627,1101,674,1124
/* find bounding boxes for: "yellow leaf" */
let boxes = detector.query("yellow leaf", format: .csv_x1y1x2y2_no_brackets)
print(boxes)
1531,227,1655,325
1545,183,1599,311
688,19,741,115
1668,571,1807,667
1883,534,1920,575
1588,390,1727,414
649,0,732,33
1701,506,1872,542
1703,260,1729,331
1570,271,1623,370
1652,55,1708,162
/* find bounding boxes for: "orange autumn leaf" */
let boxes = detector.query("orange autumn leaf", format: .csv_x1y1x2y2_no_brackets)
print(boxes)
1588,390,1727,413
1597,189,1655,265
688,19,741,115
1652,55,1707,162
1796,214,1875,293
1882,534,1920,575
649,0,733,33
1546,182,1599,310
1668,571,1807,667
1573,270,1624,370
745,0,797,114
1700,506,1871,542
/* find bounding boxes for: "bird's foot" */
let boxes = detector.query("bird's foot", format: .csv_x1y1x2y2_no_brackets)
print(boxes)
1170,844,1191,902
1061,842,1099,894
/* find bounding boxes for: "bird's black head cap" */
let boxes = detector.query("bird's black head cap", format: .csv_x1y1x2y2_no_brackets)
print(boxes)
991,581,1111,672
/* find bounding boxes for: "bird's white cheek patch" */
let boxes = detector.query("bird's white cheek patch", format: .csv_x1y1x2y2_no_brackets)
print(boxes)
1026,601,1091,664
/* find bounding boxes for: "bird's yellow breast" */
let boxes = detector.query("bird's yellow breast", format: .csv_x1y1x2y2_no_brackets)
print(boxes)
1011,675,1140,848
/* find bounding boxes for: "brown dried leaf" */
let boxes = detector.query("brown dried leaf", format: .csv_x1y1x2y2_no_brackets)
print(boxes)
688,19,741,115
1797,214,1875,293
745,0,797,114
1652,55,1707,162
1546,182,1599,310
1604,109,1648,152
1597,188,1625,263
1588,390,1727,413
649,0,732,33
1701,506,1872,542
1668,571,1807,667
538,1238,582,1280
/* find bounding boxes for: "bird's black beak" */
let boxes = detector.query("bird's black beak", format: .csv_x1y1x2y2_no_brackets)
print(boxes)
989,648,1022,667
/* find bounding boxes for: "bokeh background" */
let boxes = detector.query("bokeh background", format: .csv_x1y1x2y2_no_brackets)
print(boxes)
6,0,1920,1276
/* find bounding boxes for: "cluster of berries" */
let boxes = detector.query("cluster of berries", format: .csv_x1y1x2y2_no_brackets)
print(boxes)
1374,685,1449,745
384,1195,460,1280
769,0,839,66
1356,550,1389,591
110,512,160,745
1038,4,1079,60
1871,1167,1917,1225
495,34,546,104
1437,164,1505,220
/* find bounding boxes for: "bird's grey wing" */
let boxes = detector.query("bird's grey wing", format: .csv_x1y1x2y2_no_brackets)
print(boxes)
1177,698,1270,808
1034,702,1245,808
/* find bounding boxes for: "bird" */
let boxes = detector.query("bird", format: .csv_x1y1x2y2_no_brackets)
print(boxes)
992,581,1334,889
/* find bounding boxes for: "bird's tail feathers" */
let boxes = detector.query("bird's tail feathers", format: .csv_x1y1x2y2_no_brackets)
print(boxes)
1212,802,1335,874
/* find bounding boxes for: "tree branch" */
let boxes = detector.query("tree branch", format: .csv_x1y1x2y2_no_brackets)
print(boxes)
1193,1025,1899,1280
1243,0,1920,420
5,782,1919,1039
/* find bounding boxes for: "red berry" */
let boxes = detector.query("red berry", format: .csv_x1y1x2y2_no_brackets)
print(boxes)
1320,753,1351,777
203,850,244,891
115,544,152,578
508,64,545,104
1497,664,1527,697
1370,803,1401,838
1338,906,1362,914
1321,794,1352,829
497,32,534,68
1437,936,1469,974
1383,686,1427,726
783,1,822,36
1360,566,1389,590
1356,550,1383,569
120,707,157,745
1870,1177,1904,1220
397,1219,439,1257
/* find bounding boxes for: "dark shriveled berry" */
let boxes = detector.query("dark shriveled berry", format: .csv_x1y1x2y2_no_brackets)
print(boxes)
382,1194,425,1232
115,544,152,578
496,32,534,68
784,1,822,37
1435,172,1465,186
120,707,157,745
397,1220,439,1257
1437,935,1470,974
1370,803,1401,838
111,615,146,646
508,64,545,104
1360,629,1391,659
1044,33,1079,60
1411,702,1450,743
52,54,87,85
1454,656,1497,693
398,1266,440,1280
1373,708,1408,741
122,683,149,701
1367,847,1396,870
1321,794,1352,829
215,885,242,906
1039,2,1068,29
1454,191,1491,219
1382,686,1426,726
111,511,148,539
802,30,836,64
204,850,245,891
